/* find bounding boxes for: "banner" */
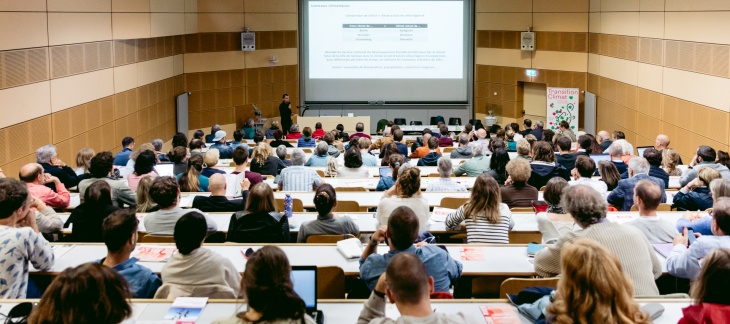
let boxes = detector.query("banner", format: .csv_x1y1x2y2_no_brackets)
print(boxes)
546,87,579,133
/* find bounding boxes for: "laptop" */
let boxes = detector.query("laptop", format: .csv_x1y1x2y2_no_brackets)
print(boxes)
155,163,175,177
589,154,611,166
291,266,323,324
636,146,653,157
379,166,392,178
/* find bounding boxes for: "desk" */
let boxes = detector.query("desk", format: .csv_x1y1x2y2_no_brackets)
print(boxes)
400,125,464,133
297,116,370,134
0,300,690,324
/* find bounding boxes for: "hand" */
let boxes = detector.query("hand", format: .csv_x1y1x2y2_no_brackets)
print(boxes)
385,184,397,197
570,168,579,180
44,173,60,184
240,178,251,191
415,241,429,248
374,273,388,295
673,228,690,247
686,178,702,190
690,154,698,167
504,175,514,186
30,197,46,211
51,157,66,167
0,167,5,178
682,211,703,221
371,226,387,243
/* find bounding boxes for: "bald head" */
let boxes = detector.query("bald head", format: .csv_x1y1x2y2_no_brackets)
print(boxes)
19,163,43,184
597,130,610,142
208,173,227,195
477,128,487,139
655,134,670,149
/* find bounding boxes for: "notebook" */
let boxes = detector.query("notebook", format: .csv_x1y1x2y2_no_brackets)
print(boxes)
336,238,364,259
291,266,323,324
653,243,674,258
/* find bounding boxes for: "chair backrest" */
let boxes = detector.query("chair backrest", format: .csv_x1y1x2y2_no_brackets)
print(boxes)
393,118,406,125
336,186,367,192
440,197,469,209
316,169,325,177
499,277,559,298
301,148,313,154
154,283,237,299
428,173,440,177
317,266,346,299
306,234,356,243
630,204,638,211
139,234,175,243
275,197,304,212
442,147,456,153
510,207,536,213
336,200,367,212
448,117,461,126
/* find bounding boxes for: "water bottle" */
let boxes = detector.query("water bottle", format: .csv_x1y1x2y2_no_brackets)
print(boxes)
284,194,293,218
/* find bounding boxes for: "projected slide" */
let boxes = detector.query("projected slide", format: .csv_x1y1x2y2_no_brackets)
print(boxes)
308,1,463,79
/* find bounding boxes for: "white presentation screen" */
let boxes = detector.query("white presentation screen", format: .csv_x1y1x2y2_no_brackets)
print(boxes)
301,0,471,103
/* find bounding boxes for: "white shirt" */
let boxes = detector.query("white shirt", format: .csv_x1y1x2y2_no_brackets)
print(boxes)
569,177,608,199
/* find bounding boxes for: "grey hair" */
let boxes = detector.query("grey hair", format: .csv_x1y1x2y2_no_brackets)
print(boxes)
437,157,453,178
316,141,329,156
472,144,484,156
383,127,391,136
458,133,469,145
628,156,650,174
290,124,299,133
36,145,57,163
535,120,544,128
291,149,306,166
211,124,221,133
276,145,287,159
397,162,415,178
151,139,163,151
562,184,607,228
608,143,623,157
615,139,634,156
246,118,254,127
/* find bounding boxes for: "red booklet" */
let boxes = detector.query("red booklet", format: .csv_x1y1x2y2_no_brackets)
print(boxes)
480,305,520,324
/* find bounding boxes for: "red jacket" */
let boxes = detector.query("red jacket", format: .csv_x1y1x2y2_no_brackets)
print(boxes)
312,129,326,139
285,132,302,140
678,303,730,324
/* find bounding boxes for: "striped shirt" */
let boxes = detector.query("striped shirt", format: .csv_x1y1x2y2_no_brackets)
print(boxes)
444,203,513,244
279,166,322,191
425,178,467,192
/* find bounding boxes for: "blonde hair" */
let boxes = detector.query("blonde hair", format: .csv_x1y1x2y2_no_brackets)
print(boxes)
75,148,95,172
135,176,157,212
130,143,155,161
463,173,502,223
698,167,722,187
252,143,272,166
710,179,730,201
204,148,220,167
325,156,338,177
516,139,531,155
547,238,650,324
662,149,681,174
505,129,515,142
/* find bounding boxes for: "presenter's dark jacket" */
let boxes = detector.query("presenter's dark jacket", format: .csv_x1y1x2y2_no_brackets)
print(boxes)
192,195,247,213
279,101,292,123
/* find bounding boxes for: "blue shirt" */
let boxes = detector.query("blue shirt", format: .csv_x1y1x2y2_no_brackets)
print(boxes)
361,152,378,167
666,235,730,280
98,257,162,298
113,148,133,166
230,141,245,150
305,154,329,167
359,245,462,292
176,174,210,192
676,217,713,236
297,137,317,147
375,176,395,191
209,143,233,159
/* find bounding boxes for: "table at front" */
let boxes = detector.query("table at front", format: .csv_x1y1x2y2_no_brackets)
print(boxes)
297,116,370,134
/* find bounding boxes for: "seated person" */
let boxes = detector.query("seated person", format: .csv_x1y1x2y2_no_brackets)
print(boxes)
358,137,378,167
667,197,730,280
371,127,393,151
416,136,441,166
296,184,360,243
297,127,317,147
360,206,463,292
505,129,517,151
376,154,404,192
445,174,513,243
337,147,371,178
410,133,440,158
515,138,532,161
192,174,247,212
209,131,233,159
677,248,730,323
188,139,205,157
536,178,576,243
304,142,331,166
229,146,263,188
65,181,120,242
143,176,217,235
241,118,255,139
676,178,730,235
114,137,135,165
501,158,539,208
437,125,453,147
621,148,669,189
20,163,70,209
486,149,510,185
99,209,162,298
426,157,466,192
269,130,293,148
673,167,721,211
79,152,137,207
627,180,678,244
382,129,408,157
285,124,302,140
607,157,666,211
177,155,209,192
454,145,490,177
608,142,629,174
555,136,577,171
250,143,287,176
265,121,280,139
450,133,473,159
158,212,240,298
201,149,227,178
351,122,371,139
527,141,570,190
680,145,730,187
312,122,326,139
275,145,292,167
228,183,289,243
279,149,322,191
229,130,245,150
37,144,80,191
323,133,341,158
569,155,608,199
204,124,221,143
534,185,662,296
358,253,479,323
376,166,430,232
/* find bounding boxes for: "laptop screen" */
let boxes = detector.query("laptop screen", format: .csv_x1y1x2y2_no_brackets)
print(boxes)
291,266,317,310
636,146,653,158
590,154,611,165
155,164,175,177
379,167,392,178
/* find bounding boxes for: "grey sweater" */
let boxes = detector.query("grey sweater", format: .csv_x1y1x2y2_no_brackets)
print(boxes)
357,292,482,324
627,217,679,244
143,207,218,235
296,214,360,243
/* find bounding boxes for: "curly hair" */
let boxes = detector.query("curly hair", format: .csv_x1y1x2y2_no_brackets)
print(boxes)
396,165,421,198
562,184,607,227
505,158,531,183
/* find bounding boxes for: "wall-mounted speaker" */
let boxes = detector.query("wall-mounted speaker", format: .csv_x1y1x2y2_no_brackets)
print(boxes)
521,32,535,51
241,32,255,51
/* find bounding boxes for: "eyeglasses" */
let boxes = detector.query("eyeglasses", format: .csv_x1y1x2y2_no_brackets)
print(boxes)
708,209,714,218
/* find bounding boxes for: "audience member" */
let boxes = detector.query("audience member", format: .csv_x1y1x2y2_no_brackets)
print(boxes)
376,165,430,232
338,147,371,178
279,149,322,191
297,127,316,147
520,119,533,137
597,130,613,151
546,238,650,324
20,163,70,209
527,141,570,189
275,145,291,167
446,174,513,243
501,158,539,208
410,133,440,158
667,197,730,280
678,248,730,323
212,246,314,324
662,148,683,176
100,208,162,298
454,144,489,176
569,155,608,198
486,149,510,185
74,147,95,176
297,184,360,243
536,177,575,243
144,177,217,235
597,160,621,191
470,128,490,154
357,253,478,324
79,152,136,207
515,138,532,161
530,120,544,140
607,157,667,211
426,157,466,192
622,148,669,189
542,129,555,144
250,143,287,176
229,129,245,151
65,180,120,242
227,183,289,243
674,167,721,211
718,150,730,169
178,154,209,192
29,263,132,323
305,141,331,166
323,133,341,157
534,184,662,296
352,122,371,139
230,146,263,188
358,138,378,166
450,133,473,158
312,122,326,139
505,129,517,151
193,174,247,212
675,179,730,236
655,133,684,165
270,129,293,148
37,144,80,190
682,145,730,186
555,136,578,171
127,150,158,191
371,127,394,151
331,129,346,152
385,129,409,157
168,146,188,175
192,129,205,141
172,132,188,149
119,143,155,178
159,211,240,298
0,178,54,298
337,123,350,141
113,136,136,166
360,206,462,292
376,154,404,192
286,124,302,140
241,119,255,139
205,124,222,143
575,135,592,155
416,136,441,166
266,121,280,139
151,139,169,162
189,139,205,157
437,125,453,147
614,139,636,164
209,130,233,159
608,142,628,174
135,176,158,213
627,180,679,244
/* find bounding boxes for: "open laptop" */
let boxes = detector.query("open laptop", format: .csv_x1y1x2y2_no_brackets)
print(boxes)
291,266,323,324
379,166,392,178
589,154,611,166
155,163,175,177
636,146,653,157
